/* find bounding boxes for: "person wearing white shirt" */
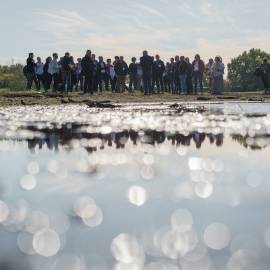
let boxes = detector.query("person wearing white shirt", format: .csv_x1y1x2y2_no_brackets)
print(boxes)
106,59,116,92
35,57,44,90
48,53,59,91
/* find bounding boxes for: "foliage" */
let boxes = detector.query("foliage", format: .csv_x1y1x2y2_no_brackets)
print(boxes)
0,64,26,90
227,48,270,91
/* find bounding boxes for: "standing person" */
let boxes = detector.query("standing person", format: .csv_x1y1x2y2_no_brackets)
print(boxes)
26,53,39,90
258,58,270,94
75,58,83,91
192,54,205,94
152,54,165,94
81,50,94,95
212,56,225,95
115,56,129,92
129,57,138,93
91,54,98,93
70,56,77,91
178,56,188,95
136,63,143,92
35,57,44,90
174,56,180,94
48,53,60,92
163,62,170,92
169,58,175,94
60,52,72,92
140,50,154,95
106,59,117,92
97,56,108,92
43,57,52,91
205,58,214,93
185,57,193,95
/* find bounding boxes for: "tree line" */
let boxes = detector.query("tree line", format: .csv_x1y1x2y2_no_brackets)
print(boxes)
0,48,269,92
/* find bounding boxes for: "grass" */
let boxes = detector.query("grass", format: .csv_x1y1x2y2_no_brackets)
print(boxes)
0,89,269,107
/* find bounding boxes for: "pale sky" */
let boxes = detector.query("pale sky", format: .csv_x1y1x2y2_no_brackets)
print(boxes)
1,0,270,66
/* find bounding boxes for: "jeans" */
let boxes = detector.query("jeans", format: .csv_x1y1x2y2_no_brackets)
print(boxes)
84,75,93,94
152,74,164,93
194,71,203,93
143,74,152,95
179,74,187,94
62,71,71,92
129,73,137,92
26,72,39,90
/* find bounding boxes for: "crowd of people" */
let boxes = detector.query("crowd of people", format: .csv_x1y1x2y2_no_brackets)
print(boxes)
24,50,226,95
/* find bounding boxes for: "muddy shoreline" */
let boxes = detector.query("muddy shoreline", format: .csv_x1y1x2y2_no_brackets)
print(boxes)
0,91,269,107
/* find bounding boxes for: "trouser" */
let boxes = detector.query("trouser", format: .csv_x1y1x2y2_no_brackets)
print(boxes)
174,76,180,94
163,75,169,91
152,74,164,93
143,74,152,95
62,71,71,92
43,73,52,90
194,71,203,93
98,73,109,92
84,75,93,94
179,74,187,95
92,73,98,92
71,71,77,91
109,77,117,92
129,73,137,92
137,75,143,91
26,72,39,90
169,73,175,93
261,74,270,93
116,75,126,92
186,75,193,94
36,74,43,90
76,73,83,91
52,73,59,91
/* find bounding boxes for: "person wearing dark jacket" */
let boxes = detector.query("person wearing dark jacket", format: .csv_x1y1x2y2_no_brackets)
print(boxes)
174,56,180,94
91,54,98,92
140,50,154,95
185,57,193,94
81,50,94,95
115,56,129,92
152,54,165,94
192,54,205,94
60,52,72,92
259,58,270,94
43,57,52,91
177,56,188,95
26,53,39,90
129,57,137,92
97,56,108,92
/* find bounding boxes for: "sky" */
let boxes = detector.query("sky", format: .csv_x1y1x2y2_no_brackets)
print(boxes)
1,0,270,67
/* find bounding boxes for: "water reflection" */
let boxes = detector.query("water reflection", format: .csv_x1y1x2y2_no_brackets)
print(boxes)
0,104,270,270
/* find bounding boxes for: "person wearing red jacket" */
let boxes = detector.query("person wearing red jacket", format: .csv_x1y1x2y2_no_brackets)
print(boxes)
192,54,205,94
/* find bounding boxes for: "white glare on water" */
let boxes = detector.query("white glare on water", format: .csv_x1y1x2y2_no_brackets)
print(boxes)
20,174,37,190
111,234,144,264
27,161,40,175
33,228,61,257
128,186,147,206
170,209,193,232
204,223,231,250
0,200,9,222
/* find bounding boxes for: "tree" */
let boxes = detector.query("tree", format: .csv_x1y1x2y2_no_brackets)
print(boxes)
0,64,26,90
227,48,270,91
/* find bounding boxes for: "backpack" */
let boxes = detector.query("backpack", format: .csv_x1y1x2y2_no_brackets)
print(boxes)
23,66,28,77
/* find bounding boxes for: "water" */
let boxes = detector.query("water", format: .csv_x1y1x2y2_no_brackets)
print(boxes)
0,103,270,270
